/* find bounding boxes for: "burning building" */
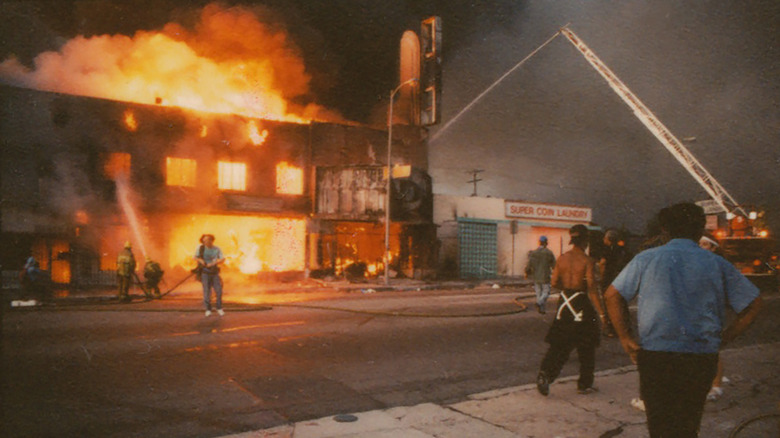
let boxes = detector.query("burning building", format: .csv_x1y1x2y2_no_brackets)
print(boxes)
0,83,433,288
0,4,442,290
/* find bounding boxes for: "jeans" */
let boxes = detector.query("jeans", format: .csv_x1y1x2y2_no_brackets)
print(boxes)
201,273,223,310
638,350,718,438
534,283,551,307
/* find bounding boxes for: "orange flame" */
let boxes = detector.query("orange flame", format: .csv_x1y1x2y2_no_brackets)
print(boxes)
247,120,269,145
0,3,340,123
200,125,208,138
124,110,138,131
168,214,305,274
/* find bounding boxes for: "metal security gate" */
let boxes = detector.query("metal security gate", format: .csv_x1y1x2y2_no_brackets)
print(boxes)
458,219,497,279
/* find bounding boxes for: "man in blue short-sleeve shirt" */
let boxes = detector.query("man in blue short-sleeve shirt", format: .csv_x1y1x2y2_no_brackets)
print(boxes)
605,203,763,438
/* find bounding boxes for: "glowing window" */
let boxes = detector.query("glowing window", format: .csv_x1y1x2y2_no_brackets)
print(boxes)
104,152,131,180
218,161,247,191
166,157,197,187
276,161,303,195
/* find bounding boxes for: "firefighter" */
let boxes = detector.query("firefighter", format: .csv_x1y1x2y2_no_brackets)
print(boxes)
116,241,136,302
143,257,164,299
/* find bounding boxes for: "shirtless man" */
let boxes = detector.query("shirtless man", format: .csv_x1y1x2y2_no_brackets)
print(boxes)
537,224,606,396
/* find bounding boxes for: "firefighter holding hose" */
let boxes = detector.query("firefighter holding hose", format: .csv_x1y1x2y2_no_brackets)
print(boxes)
116,241,136,302
143,257,164,299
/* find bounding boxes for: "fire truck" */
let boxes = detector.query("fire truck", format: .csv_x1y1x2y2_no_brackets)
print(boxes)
710,210,779,291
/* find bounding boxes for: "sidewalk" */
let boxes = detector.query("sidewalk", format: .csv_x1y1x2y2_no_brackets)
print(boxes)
220,342,780,438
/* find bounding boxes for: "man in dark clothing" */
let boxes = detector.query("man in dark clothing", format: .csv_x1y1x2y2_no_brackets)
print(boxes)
606,203,763,437
525,235,556,314
598,230,632,337
537,224,606,396
116,241,136,302
143,257,164,299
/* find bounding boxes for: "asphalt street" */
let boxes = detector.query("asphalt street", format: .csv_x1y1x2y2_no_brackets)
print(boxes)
3,287,779,438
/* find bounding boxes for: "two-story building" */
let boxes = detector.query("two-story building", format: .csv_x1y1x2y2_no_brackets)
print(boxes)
0,85,434,289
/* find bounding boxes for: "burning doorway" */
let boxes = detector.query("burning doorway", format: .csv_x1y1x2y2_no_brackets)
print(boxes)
167,214,305,276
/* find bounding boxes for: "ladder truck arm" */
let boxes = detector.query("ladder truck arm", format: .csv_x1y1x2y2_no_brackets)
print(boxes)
559,27,746,218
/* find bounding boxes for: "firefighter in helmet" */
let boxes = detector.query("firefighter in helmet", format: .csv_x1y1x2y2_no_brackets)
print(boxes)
116,241,136,302
143,256,164,299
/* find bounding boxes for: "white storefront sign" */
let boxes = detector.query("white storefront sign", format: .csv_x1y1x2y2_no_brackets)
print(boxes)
505,201,591,223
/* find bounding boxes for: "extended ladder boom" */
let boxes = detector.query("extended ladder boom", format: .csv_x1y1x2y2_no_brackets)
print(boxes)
560,27,746,217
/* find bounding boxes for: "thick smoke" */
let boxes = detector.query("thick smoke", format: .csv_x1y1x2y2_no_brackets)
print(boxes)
0,2,342,123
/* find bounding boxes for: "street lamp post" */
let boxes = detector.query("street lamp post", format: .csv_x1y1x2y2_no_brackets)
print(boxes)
385,77,418,285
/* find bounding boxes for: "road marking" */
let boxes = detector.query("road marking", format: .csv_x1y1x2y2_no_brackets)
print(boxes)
136,320,306,340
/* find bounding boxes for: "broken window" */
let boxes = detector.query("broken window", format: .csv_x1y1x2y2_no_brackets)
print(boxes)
218,161,247,191
166,157,197,187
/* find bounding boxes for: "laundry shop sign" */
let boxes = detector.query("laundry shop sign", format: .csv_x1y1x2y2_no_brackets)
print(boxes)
505,201,592,223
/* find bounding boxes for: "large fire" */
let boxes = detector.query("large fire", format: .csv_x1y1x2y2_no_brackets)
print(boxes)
168,214,305,275
0,3,338,123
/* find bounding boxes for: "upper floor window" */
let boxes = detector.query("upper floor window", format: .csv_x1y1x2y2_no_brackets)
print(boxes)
276,161,303,195
218,161,247,191
166,157,197,187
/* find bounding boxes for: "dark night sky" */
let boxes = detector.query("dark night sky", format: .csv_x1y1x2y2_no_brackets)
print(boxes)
1,0,778,233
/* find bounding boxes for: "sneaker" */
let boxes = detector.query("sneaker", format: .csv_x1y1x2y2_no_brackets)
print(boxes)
577,386,598,395
205,310,212,317
630,397,646,411
707,386,723,402
217,309,225,316
536,371,549,396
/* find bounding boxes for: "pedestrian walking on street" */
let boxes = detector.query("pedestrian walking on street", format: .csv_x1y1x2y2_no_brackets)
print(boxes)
536,224,606,396
597,230,632,337
525,235,556,314
605,203,764,438
194,234,226,317
116,241,136,302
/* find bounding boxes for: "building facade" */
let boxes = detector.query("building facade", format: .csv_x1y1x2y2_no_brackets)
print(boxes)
0,85,434,289
434,195,596,279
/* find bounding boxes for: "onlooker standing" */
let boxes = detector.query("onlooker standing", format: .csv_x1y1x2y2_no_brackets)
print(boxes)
525,236,556,314
194,234,226,317
598,230,632,337
605,203,763,437
537,225,605,396
698,234,728,402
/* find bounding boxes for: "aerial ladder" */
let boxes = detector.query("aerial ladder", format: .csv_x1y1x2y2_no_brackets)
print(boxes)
559,26,747,218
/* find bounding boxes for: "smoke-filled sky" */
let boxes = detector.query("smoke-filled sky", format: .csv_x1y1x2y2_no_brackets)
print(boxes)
1,0,778,233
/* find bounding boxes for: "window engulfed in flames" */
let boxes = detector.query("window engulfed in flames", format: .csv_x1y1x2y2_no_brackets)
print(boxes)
276,161,303,195
166,157,197,187
218,161,247,191
168,214,305,274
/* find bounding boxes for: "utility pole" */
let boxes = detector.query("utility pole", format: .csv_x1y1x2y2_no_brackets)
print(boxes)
466,169,483,197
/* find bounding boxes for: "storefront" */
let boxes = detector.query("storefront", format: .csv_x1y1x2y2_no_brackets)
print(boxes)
434,195,596,279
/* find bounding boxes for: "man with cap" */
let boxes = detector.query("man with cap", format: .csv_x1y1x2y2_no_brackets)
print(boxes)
537,224,605,396
525,235,556,314
194,234,226,316
605,203,763,437
116,241,136,302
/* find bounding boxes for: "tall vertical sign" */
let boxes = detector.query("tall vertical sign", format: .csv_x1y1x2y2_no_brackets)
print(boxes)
420,16,442,126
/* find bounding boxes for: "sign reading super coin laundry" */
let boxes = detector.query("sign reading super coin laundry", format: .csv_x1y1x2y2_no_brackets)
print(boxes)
505,201,592,223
